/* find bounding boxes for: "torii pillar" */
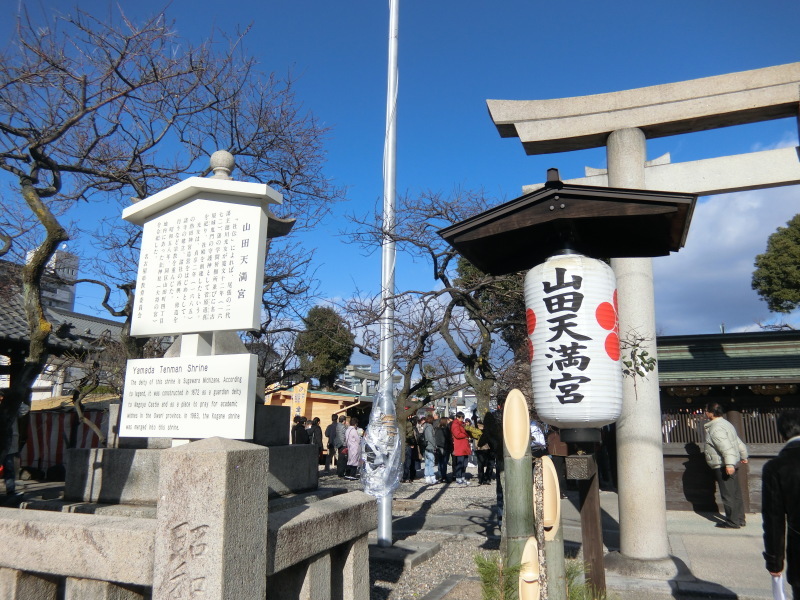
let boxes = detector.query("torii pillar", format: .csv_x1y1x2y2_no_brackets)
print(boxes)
488,62,800,575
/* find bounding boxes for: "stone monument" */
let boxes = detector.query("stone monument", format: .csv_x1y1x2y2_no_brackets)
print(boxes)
118,150,291,444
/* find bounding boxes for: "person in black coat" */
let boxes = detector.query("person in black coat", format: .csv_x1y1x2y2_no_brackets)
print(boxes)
291,416,310,444
478,394,506,519
309,417,324,463
762,409,800,598
324,414,339,471
435,416,452,483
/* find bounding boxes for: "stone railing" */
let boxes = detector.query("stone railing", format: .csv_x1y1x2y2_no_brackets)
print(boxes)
0,437,376,600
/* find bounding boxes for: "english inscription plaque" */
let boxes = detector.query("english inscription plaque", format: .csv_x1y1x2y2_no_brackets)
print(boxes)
119,354,257,439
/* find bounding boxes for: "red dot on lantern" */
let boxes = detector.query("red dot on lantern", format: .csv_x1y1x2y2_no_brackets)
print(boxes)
605,332,620,361
527,338,534,363
596,302,616,330
526,308,536,335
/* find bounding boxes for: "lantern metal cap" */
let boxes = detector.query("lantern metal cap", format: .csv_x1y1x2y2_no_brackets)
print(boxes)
438,175,696,275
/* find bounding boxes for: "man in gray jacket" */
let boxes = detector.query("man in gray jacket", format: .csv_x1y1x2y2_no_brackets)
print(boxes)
704,401,749,529
422,415,438,484
335,415,347,478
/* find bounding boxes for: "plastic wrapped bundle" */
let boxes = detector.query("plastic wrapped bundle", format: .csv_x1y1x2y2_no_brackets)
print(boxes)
360,387,401,498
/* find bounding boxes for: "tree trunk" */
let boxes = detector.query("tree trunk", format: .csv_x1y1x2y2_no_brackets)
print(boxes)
0,183,69,463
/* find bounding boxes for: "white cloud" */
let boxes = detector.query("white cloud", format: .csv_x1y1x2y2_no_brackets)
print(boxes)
749,132,798,153
653,185,800,335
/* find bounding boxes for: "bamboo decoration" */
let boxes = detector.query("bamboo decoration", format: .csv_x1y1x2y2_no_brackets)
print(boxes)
541,455,566,600
541,456,561,541
519,536,541,600
503,389,535,581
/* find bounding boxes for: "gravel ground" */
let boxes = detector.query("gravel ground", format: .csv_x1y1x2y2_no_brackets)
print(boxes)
372,530,492,600
319,465,501,600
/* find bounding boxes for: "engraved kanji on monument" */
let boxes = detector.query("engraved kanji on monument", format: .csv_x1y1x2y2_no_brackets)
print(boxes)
118,153,289,440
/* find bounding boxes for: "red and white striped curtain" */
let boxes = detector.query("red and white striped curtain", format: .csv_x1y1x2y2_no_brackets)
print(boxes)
20,410,105,471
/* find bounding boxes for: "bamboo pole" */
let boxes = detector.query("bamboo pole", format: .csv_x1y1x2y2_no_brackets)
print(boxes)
503,390,535,575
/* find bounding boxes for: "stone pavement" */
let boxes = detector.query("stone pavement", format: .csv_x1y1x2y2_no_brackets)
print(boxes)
369,485,782,600
572,490,776,600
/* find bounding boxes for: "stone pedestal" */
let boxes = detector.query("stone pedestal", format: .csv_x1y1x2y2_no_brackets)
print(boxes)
66,448,162,505
250,404,290,447
152,437,269,600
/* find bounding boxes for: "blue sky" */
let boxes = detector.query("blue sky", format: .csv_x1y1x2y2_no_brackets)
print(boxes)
6,0,800,335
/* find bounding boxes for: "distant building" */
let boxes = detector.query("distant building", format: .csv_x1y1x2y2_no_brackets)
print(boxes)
0,252,123,401
24,247,79,311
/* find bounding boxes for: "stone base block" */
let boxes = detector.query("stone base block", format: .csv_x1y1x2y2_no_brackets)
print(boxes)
250,404,290,447
66,448,161,504
267,489,339,512
117,437,172,449
65,503,157,519
368,539,441,569
0,567,57,600
66,442,318,507
604,550,691,581
20,498,157,519
266,444,319,498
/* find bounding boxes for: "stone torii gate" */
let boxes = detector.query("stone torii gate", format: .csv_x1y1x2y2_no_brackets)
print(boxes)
487,62,800,576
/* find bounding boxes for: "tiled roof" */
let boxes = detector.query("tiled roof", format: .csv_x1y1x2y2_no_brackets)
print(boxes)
0,292,122,355
48,307,124,341
0,292,31,345
658,330,800,386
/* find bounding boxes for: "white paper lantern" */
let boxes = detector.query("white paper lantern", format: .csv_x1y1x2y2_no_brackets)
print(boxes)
524,253,622,429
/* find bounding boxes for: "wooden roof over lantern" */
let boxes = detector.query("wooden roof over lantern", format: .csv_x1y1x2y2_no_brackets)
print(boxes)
438,170,697,275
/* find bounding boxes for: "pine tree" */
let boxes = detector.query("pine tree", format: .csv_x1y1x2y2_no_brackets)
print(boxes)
752,214,800,313
295,307,355,390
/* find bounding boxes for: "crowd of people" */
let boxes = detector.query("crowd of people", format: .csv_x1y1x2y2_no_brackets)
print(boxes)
409,411,488,486
401,399,574,498
292,413,365,480
294,401,574,496
296,409,503,486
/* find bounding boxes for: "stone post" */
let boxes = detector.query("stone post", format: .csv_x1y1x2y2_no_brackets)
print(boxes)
606,128,673,567
0,568,57,600
331,536,370,600
152,437,269,600
65,577,144,600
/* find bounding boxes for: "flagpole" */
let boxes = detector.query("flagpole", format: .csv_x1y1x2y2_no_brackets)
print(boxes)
376,0,400,547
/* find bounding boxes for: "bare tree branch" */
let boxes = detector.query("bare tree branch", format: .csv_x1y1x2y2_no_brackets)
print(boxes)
0,5,344,461
343,188,529,415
